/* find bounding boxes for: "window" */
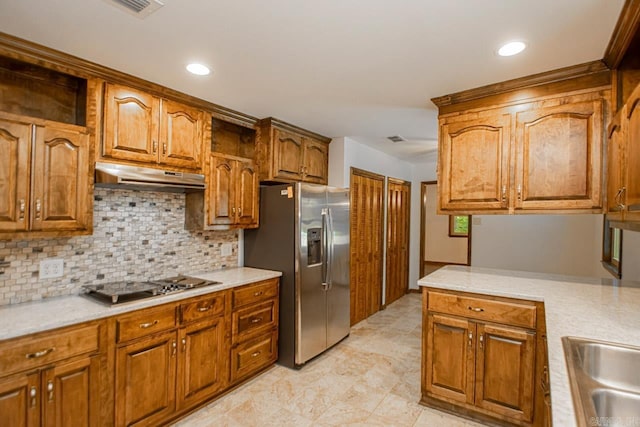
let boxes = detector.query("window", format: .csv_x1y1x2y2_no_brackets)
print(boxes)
449,215,469,237
602,218,623,278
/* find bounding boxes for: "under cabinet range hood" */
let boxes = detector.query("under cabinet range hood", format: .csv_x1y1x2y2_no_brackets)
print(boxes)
95,162,205,192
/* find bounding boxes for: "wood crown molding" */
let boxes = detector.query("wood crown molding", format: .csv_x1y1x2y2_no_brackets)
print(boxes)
258,117,331,143
0,32,258,128
431,60,610,108
387,177,412,186
603,0,640,68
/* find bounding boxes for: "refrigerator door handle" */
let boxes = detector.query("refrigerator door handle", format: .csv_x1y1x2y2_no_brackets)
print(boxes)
327,207,334,290
321,208,329,290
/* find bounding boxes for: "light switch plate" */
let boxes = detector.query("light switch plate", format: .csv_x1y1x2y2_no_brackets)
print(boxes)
221,243,232,257
40,259,64,279
472,217,482,225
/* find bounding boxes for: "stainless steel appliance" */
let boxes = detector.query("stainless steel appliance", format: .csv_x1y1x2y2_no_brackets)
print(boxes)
82,275,221,304
244,183,350,368
95,162,205,192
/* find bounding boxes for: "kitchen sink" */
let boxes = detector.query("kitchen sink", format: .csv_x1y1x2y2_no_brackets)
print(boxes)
563,337,640,425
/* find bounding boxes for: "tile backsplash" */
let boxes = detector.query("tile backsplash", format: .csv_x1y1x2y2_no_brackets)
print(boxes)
0,188,238,306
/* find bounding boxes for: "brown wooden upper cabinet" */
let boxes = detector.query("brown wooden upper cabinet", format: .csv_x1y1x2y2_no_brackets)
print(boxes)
436,85,608,214
607,83,640,224
185,154,259,231
103,83,204,171
0,113,91,238
256,118,330,184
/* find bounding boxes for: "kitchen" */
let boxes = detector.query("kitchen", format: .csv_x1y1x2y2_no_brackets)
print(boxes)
1,0,639,426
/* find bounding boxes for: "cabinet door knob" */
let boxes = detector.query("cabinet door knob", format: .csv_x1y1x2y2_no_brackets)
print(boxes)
251,351,261,358
250,317,263,324
47,380,54,402
19,199,25,221
30,386,37,408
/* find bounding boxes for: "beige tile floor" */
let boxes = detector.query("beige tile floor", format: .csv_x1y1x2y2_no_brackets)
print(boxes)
173,293,484,427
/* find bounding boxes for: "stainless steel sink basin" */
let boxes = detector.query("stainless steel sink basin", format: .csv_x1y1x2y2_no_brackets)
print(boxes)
563,337,640,425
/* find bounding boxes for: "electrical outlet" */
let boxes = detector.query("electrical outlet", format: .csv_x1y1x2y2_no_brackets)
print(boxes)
40,259,64,279
221,243,232,257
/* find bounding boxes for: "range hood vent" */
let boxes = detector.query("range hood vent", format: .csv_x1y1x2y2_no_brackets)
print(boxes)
95,162,205,193
103,0,164,18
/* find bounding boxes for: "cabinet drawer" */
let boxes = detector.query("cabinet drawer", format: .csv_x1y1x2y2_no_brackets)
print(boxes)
180,293,226,324
427,291,536,329
232,279,278,309
116,305,176,343
0,323,100,377
230,331,277,383
232,300,277,343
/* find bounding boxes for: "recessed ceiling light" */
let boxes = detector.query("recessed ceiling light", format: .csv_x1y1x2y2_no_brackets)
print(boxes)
186,63,210,76
498,41,526,57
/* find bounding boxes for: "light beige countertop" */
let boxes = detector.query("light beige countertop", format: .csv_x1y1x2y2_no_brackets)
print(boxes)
418,265,640,427
0,267,281,341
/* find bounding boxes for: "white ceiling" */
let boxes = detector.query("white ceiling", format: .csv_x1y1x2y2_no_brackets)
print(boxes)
0,0,625,162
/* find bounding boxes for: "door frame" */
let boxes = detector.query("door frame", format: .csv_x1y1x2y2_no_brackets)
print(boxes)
420,181,472,279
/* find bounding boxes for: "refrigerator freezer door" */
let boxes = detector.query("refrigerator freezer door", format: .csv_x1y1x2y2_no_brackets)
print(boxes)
326,187,351,348
296,183,328,364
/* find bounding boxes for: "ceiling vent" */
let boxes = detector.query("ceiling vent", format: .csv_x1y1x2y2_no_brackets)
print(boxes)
387,135,406,143
104,0,165,18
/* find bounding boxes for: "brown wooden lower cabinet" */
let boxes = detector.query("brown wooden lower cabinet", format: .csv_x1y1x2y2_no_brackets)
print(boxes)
422,288,548,426
0,322,103,427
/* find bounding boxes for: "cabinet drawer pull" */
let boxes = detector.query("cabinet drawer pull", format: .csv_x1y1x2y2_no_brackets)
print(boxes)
250,317,263,324
19,199,25,221
35,199,41,220
30,386,37,408
197,306,211,312
172,340,177,357
26,347,55,359
237,207,242,215
139,320,159,329
251,351,261,358
467,306,484,312
253,291,263,297
47,380,54,402
479,334,484,349
517,184,522,201
501,185,506,203
153,140,158,153
163,143,167,155
468,332,473,348
182,338,187,352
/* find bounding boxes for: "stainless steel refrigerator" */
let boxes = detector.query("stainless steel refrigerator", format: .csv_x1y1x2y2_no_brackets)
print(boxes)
244,183,350,368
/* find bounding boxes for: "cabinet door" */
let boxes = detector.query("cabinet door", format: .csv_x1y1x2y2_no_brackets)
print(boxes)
273,128,303,181
439,114,511,211
424,314,474,404
475,323,536,423
624,87,640,221
159,99,203,170
207,155,234,227
607,110,625,219
515,99,603,210
176,317,227,410
42,356,100,427
235,159,259,228
302,138,328,184
0,118,31,232
31,125,90,232
0,372,39,427
103,83,160,163
115,331,177,427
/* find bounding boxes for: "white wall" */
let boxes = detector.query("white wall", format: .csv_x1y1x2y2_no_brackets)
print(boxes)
622,231,640,281
424,184,468,264
471,214,606,278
